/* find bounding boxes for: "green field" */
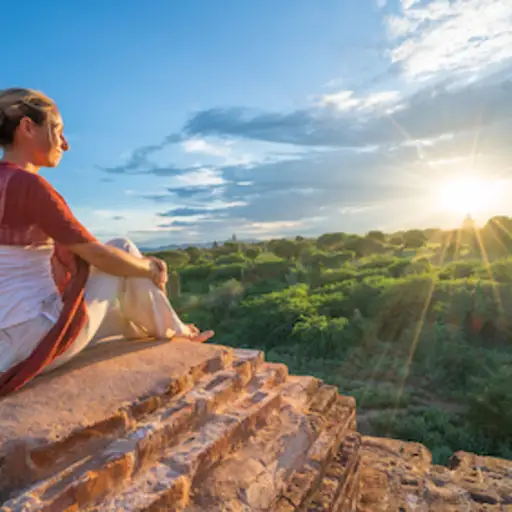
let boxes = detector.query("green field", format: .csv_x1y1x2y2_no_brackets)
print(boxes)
147,218,512,465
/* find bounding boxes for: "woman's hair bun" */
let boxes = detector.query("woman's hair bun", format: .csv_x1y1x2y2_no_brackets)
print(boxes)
0,88,55,147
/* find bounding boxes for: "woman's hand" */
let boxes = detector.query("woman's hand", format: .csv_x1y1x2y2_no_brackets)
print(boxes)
147,257,168,292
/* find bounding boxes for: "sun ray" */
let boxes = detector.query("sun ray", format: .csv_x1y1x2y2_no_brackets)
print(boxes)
481,219,512,316
391,275,437,420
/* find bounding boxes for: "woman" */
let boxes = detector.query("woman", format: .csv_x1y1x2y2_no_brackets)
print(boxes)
0,88,214,395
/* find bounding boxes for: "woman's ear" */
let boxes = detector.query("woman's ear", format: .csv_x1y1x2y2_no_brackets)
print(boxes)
17,117,37,141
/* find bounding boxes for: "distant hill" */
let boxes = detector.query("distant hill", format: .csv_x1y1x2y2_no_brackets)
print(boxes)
140,238,260,253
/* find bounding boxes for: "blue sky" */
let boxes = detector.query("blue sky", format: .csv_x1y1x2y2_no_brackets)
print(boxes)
3,0,512,247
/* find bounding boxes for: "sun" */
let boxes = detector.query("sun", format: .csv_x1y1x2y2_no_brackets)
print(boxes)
437,176,495,215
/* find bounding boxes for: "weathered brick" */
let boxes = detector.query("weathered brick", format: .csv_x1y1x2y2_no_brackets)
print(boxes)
130,395,161,421
3,342,512,512
38,451,136,509
308,385,339,415
167,391,281,478
29,410,131,472
130,401,196,468
91,465,189,512
245,363,288,393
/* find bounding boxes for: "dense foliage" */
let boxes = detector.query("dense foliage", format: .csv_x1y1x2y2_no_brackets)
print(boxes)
146,216,512,465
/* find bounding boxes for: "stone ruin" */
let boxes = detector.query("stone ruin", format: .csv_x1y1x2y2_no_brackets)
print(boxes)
0,339,510,511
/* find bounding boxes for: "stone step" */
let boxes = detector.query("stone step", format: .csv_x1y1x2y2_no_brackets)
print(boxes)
3,339,512,511
0,341,252,502
186,383,356,511
90,368,288,511
274,395,357,511
302,432,361,512
0,349,268,511
357,437,512,511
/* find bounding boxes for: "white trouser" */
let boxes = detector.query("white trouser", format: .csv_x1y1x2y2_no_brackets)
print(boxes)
0,237,187,373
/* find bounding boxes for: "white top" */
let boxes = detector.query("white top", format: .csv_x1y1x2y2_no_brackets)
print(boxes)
0,244,63,329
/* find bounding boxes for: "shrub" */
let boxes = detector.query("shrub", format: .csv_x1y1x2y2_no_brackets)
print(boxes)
316,232,346,251
484,259,512,283
402,229,427,249
310,268,359,288
322,251,355,268
184,246,202,264
217,284,315,351
344,236,386,257
247,259,292,280
244,246,262,261
387,258,412,277
369,275,436,341
366,230,386,242
268,239,300,260
467,365,512,438
179,263,213,282
210,263,246,282
215,253,247,265
438,260,481,280
290,315,352,359
358,254,399,271
146,249,190,268
204,279,245,309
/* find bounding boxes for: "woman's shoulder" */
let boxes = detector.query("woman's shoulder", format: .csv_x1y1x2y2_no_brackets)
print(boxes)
8,168,51,187
7,169,60,197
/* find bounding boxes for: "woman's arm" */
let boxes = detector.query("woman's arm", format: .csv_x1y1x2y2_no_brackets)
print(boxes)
18,172,163,282
67,241,154,278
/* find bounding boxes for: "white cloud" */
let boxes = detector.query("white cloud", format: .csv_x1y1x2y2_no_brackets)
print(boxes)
387,0,512,81
320,89,402,113
339,205,378,215
321,90,361,111
427,155,469,167
401,0,420,9
174,167,226,187
241,220,304,235
376,0,387,9
364,91,402,108
181,138,233,159
181,136,288,167
399,132,455,149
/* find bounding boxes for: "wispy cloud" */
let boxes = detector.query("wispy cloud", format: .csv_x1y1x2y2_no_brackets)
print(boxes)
173,167,226,187
241,220,304,235
179,72,512,148
101,133,182,174
181,138,233,159
157,200,246,218
387,0,512,82
401,0,420,9
320,89,402,113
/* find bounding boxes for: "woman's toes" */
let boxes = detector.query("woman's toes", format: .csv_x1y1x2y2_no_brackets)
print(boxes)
187,324,200,335
191,330,215,343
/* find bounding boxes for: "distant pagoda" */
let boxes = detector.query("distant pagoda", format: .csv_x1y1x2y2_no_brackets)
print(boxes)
462,213,476,231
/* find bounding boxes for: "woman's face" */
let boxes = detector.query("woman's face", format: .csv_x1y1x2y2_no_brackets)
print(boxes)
18,107,69,167
33,108,69,167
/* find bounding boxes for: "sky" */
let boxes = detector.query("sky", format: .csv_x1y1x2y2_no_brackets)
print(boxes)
3,0,512,248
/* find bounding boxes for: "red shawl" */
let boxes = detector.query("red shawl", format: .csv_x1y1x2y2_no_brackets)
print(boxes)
0,163,95,396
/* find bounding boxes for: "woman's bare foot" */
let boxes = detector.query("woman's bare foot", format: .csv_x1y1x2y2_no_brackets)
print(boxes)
174,329,215,343
186,324,200,336
189,329,215,343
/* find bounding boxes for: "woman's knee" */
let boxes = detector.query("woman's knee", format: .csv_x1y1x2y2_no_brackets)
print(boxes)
105,237,142,257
